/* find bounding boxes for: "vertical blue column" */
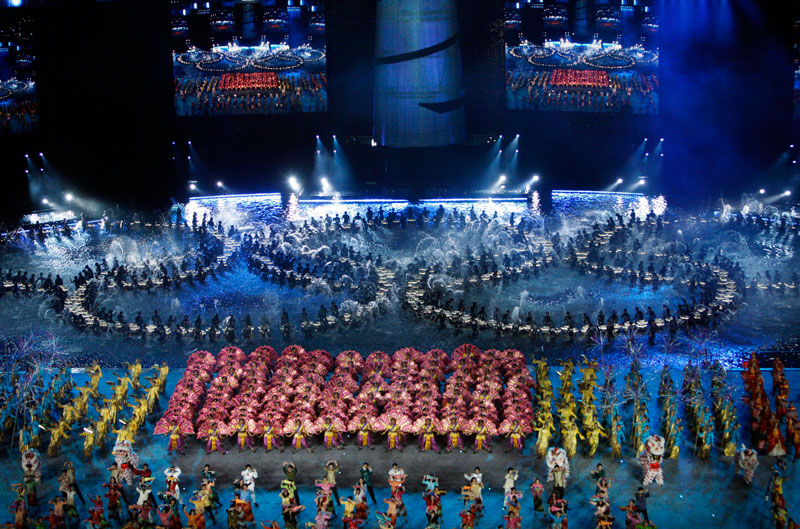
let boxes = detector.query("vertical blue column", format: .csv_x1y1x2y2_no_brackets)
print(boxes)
373,0,466,148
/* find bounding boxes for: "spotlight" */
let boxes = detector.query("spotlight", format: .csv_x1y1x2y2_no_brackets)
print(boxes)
792,144,795,148
316,135,319,139
40,168,44,172
41,198,48,205
332,135,336,139
784,190,792,196
25,170,28,174
317,150,320,154
39,152,43,157
187,156,191,160
24,154,29,158
216,181,223,188
532,175,540,183
189,183,197,191
499,150,503,153
616,178,623,184
759,189,765,194
644,138,648,142
321,177,329,186
172,141,176,145
65,193,74,202
516,134,520,138
499,174,506,183
515,149,519,153
288,176,300,192
188,141,192,145
645,153,649,157
660,138,664,142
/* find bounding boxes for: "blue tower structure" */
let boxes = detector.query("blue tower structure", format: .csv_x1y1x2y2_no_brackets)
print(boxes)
373,0,466,148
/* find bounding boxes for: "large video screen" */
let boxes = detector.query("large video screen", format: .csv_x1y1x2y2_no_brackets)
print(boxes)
794,17,799,120
0,10,37,134
172,0,325,117
505,0,658,115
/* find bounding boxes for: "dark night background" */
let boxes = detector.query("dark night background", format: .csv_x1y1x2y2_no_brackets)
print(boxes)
0,0,797,222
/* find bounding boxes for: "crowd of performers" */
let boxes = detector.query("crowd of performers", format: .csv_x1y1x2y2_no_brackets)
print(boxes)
506,69,658,114
9,438,677,529
154,344,536,456
0,99,38,135
5,343,796,529
174,72,326,115
742,354,800,528
5,359,169,460
4,198,800,351
409,208,741,342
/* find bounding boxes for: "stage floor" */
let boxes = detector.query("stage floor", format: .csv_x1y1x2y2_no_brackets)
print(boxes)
2,362,797,529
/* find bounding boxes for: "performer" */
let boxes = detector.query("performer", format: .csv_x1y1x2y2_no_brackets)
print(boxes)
241,465,259,507
164,465,183,506
503,468,519,508
765,419,787,458
530,477,544,515
282,461,300,505
261,421,284,453
352,416,375,450
444,417,466,453
287,419,313,454
360,463,377,504
234,419,256,453
417,417,440,453
472,419,494,453
202,422,227,455
736,445,759,484
323,461,340,506
500,418,527,453
383,417,406,452
320,417,345,451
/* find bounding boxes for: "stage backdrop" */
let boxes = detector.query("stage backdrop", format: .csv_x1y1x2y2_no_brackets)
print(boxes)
171,0,327,117
373,0,466,148
504,0,659,116
0,7,37,135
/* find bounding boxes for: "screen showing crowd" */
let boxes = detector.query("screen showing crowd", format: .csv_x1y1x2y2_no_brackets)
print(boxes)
505,0,658,115
172,0,325,117
793,17,799,120
0,9,37,135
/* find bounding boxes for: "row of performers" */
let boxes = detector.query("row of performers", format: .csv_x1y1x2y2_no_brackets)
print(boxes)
159,415,527,454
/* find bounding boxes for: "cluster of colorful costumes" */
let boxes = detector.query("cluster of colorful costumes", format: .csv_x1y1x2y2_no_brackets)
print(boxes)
742,354,795,459
5,359,166,462
156,344,535,454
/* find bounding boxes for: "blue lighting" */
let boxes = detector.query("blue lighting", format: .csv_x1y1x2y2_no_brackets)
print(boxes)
189,192,282,203
9,0,23,6
419,197,527,203
299,198,410,205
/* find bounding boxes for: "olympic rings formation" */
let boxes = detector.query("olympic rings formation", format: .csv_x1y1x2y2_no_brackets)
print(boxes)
176,45,326,73
509,43,658,71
